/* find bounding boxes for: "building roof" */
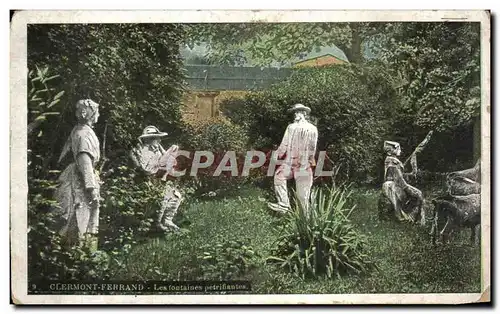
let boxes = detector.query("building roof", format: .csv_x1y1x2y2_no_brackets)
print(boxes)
184,65,293,91
289,46,350,65
181,44,349,91
181,44,349,67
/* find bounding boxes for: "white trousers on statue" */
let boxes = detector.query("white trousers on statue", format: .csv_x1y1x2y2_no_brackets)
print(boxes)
274,163,313,211
158,184,182,230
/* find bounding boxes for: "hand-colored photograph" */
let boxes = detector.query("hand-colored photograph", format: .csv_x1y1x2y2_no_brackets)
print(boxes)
10,10,491,305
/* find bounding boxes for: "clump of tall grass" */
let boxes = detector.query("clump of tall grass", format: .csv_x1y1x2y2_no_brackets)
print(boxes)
267,185,375,279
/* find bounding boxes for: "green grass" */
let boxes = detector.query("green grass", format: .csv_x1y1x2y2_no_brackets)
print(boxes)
109,185,481,294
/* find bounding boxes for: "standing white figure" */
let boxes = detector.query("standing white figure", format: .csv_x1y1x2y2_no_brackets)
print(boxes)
268,104,318,214
54,99,101,250
130,126,182,232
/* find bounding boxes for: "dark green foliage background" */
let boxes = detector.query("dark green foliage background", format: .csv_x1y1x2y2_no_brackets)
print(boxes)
27,24,188,283
28,24,187,170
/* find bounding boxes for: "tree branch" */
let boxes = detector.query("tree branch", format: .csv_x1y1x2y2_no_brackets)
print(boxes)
98,122,109,173
403,130,434,176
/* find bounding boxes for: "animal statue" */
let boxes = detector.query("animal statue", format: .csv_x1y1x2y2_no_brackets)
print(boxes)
430,194,481,245
430,160,481,245
446,159,481,196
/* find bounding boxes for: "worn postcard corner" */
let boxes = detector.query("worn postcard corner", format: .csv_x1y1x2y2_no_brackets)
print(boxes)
10,9,491,305
478,285,491,303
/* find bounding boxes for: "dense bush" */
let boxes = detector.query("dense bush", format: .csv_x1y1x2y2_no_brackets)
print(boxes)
28,165,111,283
182,117,249,153
268,185,375,279
28,155,181,284
98,164,165,251
376,22,480,133
220,63,398,183
28,205,112,285
373,22,480,171
177,117,252,196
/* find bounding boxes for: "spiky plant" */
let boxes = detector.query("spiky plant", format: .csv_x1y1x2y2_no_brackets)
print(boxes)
267,185,374,279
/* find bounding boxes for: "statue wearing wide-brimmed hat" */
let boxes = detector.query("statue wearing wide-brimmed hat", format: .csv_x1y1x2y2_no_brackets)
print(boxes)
268,103,318,214
131,125,182,232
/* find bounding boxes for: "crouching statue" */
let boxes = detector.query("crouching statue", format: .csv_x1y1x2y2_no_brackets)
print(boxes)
130,125,183,232
378,140,425,226
430,160,481,245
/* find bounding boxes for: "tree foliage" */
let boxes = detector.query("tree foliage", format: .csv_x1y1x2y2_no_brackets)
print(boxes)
374,22,481,132
27,24,188,283
185,21,481,134
28,23,187,169
184,22,385,65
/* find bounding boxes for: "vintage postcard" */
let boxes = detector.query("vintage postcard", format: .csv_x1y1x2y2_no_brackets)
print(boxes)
10,10,491,305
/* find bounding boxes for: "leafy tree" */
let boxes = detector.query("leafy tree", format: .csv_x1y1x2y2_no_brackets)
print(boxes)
369,22,481,169
28,23,187,170
373,22,481,133
184,23,386,65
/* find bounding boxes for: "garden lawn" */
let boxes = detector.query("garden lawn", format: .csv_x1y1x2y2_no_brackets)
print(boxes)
109,185,482,294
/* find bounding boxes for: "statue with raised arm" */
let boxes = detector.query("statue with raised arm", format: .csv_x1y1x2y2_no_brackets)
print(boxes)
54,99,101,250
268,104,318,214
378,140,425,225
130,125,182,232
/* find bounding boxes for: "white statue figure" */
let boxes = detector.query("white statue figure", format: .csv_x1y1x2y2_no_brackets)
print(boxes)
130,125,182,232
54,99,101,250
379,140,425,225
268,104,318,214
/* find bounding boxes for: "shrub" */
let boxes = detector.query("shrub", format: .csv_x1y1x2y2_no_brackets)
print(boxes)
28,180,112,284
267,185,375,279
178,117,251,196
220,63,398,183
98,162,171,257
182,116,249,153
197,239,259,280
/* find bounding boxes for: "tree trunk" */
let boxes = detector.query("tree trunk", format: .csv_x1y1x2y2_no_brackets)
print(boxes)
349,24,363,64
340,26,363,64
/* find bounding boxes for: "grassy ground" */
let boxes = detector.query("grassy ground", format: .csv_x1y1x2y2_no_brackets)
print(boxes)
109,185,482,294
